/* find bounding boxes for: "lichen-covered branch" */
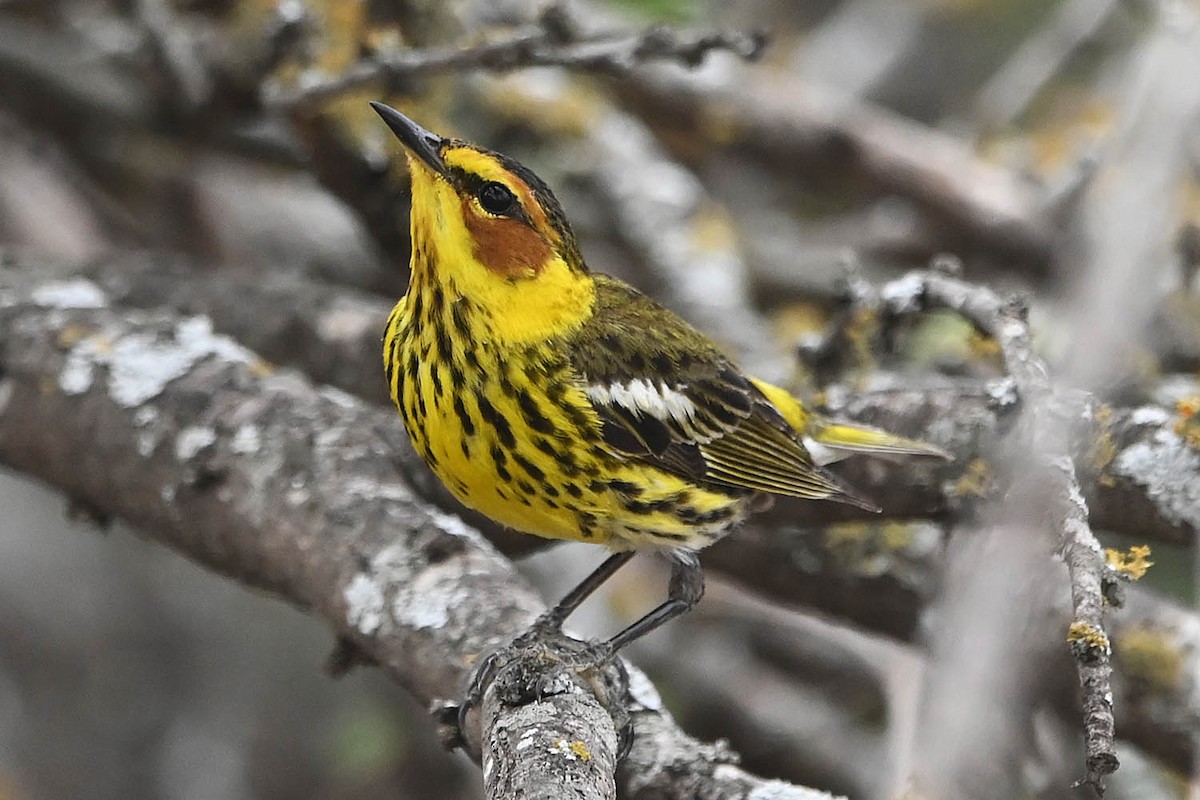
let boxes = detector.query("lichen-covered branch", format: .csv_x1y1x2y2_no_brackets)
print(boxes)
478,645,623,800
0,265,844,800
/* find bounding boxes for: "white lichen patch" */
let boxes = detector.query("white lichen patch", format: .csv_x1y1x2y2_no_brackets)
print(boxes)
137,430,158,457
59,316,255,407
175,426,216,460
714,764,843,799
1114,430,1200,527
393,580,452,630
59,350,96,395
1130,405,1171,427
285,486,311,507
515,728,541,751
344,573,386,636
547,739,579,760
230,424,261,455
906,522,945,558
1154,374,1200,407
133,406,159,427
732,769,842,800
31,278,108,309
624,667,663,711
367,542,409,575
986,376,1019,409
427,509,484,543
318,385,359,409
340,476,409,502
880,272,927,312
0,379,12,415
393,555,477,631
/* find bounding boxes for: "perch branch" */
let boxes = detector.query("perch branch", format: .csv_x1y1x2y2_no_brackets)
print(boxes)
0,264,843,800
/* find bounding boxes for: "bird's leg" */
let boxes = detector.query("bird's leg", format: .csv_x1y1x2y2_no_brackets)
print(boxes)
451,550,637,751
603,550,704,654
532,550,637,633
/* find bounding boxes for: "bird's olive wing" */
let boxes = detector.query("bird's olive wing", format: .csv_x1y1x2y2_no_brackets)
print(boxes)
564,277,863,502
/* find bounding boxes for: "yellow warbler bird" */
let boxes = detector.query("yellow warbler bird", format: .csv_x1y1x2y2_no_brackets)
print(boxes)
373,102,944,664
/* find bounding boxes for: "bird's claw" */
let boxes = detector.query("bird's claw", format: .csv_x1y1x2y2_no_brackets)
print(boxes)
440,628,627,757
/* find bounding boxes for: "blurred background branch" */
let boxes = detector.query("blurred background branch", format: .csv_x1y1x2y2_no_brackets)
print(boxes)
3,0,1200,798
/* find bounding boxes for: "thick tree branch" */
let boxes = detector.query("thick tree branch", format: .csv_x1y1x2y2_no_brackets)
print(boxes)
615,69,1052,271
0,265,843,800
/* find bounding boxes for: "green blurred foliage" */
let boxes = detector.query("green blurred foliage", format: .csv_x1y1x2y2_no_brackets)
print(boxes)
604,0,698,23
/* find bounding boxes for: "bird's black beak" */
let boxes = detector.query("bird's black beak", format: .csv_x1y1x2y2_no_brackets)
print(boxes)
370,102,448,177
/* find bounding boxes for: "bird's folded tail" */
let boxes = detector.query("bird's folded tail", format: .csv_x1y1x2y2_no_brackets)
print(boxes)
806,419,953,465
749,377,951,466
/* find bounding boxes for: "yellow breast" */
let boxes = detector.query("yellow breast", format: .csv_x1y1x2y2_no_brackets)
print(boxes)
384,290,744,551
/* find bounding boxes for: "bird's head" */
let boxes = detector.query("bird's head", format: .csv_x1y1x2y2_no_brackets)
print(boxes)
372,102,593,342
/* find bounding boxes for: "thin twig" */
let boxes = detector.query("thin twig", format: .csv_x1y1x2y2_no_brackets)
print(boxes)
263,10,765,109
874,267,1120,791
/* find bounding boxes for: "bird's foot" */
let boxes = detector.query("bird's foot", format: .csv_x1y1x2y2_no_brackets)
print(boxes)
437,627,630,758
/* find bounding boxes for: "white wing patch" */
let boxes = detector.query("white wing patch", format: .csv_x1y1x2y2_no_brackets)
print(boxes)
586,379,697,423
802,436,845,467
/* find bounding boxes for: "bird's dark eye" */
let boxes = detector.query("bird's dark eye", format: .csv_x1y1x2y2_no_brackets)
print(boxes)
478,182,516,215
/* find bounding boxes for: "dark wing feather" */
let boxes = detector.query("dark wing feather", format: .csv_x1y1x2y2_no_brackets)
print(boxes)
563,276,875,508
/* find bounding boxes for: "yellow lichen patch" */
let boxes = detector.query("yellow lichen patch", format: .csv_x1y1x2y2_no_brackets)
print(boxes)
949,458,993,499
56,323,96,349
1089,404,1117,486
1067,621,1111,663
821,521,922,575
845,306,879,386
1175,396,1200,449
1105,544,1153,581
966,329,1001,361
690,204,738,254
699,101,743,148
880,521,915,551
548,738,591,762
1115,627,1184,695
823,521,873,550
247,358,276,378
770,302,829,350
568,740,592,762
1022,99,1114,177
